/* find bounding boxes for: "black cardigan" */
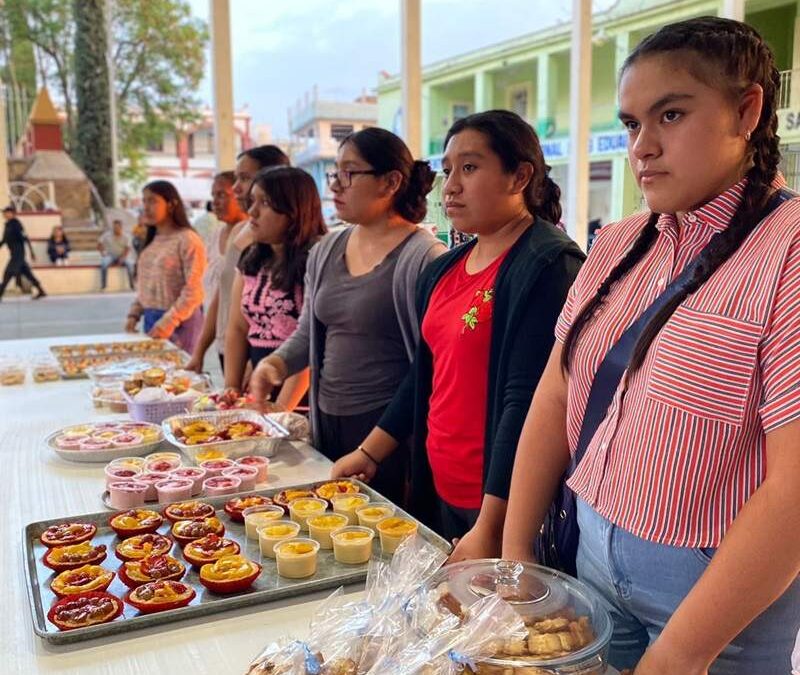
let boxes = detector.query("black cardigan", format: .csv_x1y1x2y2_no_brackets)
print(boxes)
377,218,585,527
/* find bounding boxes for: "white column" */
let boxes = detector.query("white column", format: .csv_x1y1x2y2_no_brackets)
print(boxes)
0,83,9,209
210,0,236,170
106,0,119,208
567,0,592,249
536,52,558,136
720,0,745,20
474,70,493,112
791,3,800,109
401,0,422,158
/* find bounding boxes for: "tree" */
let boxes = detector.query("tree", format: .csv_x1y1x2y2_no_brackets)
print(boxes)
73,0,114,206
1,0,208,191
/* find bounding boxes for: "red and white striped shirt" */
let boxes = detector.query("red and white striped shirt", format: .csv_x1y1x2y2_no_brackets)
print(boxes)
556,176,800,547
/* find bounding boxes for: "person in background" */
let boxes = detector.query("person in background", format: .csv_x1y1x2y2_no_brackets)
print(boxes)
331,111,583,557
223,166,326,407
250,127,446,506
98,219,134,290
46,225,70,265
186,146,290,375
125,180,206,352
0,205,46,300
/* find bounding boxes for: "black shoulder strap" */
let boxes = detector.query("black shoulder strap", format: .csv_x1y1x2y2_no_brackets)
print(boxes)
571,187,797,471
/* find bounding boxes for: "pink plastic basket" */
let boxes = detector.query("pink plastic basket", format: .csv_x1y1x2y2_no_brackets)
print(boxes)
124,394,193,424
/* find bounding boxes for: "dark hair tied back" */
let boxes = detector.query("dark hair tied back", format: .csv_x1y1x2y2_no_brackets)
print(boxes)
561,16,782,372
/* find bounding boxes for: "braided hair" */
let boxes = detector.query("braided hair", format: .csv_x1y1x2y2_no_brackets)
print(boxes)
561,16,782,372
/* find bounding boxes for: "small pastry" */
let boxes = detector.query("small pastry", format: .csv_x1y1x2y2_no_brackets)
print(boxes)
183,534,241,569
171,516,225,546
199,554,261,594
48,591,122,630
272,488,316,509
223,494,272,523
163,500,215,522
126,580,195,614
114,533,172,561
50,565,115,597
44,541,107,572
118,554,186,588
40,522,97,548
109,509,163,538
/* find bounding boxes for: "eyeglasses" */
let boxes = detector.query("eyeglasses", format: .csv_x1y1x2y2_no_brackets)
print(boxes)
325,169,379,189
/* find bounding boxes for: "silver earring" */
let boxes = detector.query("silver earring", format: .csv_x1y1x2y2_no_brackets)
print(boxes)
745,130,752,141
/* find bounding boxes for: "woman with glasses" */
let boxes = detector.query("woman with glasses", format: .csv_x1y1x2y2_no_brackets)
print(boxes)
251,127,445,506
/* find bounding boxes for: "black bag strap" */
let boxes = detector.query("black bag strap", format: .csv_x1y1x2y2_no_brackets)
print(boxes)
570,187,796,473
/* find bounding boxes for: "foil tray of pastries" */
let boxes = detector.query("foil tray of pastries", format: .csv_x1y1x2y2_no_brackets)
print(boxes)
22,479,450,644
50,340,186,379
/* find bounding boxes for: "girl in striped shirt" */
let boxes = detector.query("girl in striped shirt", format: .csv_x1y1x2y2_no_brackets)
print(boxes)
503,17,800,675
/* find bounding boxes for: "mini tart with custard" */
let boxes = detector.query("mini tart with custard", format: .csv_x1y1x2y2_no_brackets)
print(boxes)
223,494,272,522
40,522,97,548
47,591,123,631
314,480,359,503
114,533,172,561
183,533,241,569
109,509,163,538
171,516,225,546
43,541,107,572
163,500,216,523
272,488,316,509
199,554,261,594
118,554,186,588
125,579,195,614
50,565,115,598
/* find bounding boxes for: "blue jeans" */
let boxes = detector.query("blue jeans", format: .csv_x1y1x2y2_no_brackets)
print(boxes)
576,498,800,674
100,254,134,289
142,307,203,354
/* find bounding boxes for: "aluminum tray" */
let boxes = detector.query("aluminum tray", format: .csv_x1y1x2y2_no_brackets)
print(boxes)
23,479,451,645
162,409,290,462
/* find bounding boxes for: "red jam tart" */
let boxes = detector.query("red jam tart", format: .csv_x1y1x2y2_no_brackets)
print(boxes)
118,554,186,588
114,533,172,561
314,480,360,503
109,509,163,538
40,522,97,548
125,580,195,614
223,495,272,522
43,542,107,572
199,555,261,594
183,533,241,569
273,489,316,509
50,565,115,598
163,500,216,523
171,517,225,546
48,591,123,631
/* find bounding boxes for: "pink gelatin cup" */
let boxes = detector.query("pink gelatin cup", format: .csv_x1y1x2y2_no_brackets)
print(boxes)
55,434,87,450
145,458,182,473
111,432,144,449
202,475,242,497
104,464,142,489
236,456,269,484
155,477,195,504
170,467,207,496
108,480,148,509
136,471,171,501
221,465,258,492
199,458,236,478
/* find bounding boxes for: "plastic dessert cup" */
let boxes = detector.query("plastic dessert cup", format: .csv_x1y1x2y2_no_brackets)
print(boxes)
109,456,147,471
275,538,320,579
331,494,371,526
155,478,195,504
307,513,349,549
243,505,285,541
136,472,171,501
355,504,396,532
221,465,258,492
108,481,148,509
257,520,301,559
236,455,269,483
376,517,418,555
199,458,236,478
105,464,142,489
169,467,206,495
202,475,242,497
330,526,375,564
288,498,328,531
145,457,182,473
145,451,181,465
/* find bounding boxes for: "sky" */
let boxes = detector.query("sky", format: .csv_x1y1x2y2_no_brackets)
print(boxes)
186,0,617,138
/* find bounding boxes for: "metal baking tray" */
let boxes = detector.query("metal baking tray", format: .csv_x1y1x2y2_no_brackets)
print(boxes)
50,340,186,380
23,479,451,645
162,409,290,462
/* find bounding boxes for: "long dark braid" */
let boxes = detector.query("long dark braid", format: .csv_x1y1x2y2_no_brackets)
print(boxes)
562,16,782,372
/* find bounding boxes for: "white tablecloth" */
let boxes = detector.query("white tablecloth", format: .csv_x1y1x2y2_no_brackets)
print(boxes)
1,334,349,674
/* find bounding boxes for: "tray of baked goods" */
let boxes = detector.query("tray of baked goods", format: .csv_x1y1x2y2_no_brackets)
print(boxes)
23,478,451,645
50,339,187,379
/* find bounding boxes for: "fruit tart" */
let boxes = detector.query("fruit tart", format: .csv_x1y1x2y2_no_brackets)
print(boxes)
199,554,261,594
272,488,316,509
183,533,241,569
47,591,123,631
109,509,163,538
40,522,97,548
114,533,172,561
44,542,108,572
125,579,195,614
171,516,225,546
314,480,359,503
118,554,186,588
163,500,216,523
225,420,262,439
223,494,272,523
50,565,115,598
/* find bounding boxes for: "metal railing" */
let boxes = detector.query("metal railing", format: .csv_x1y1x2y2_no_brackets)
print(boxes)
779,70,793,110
